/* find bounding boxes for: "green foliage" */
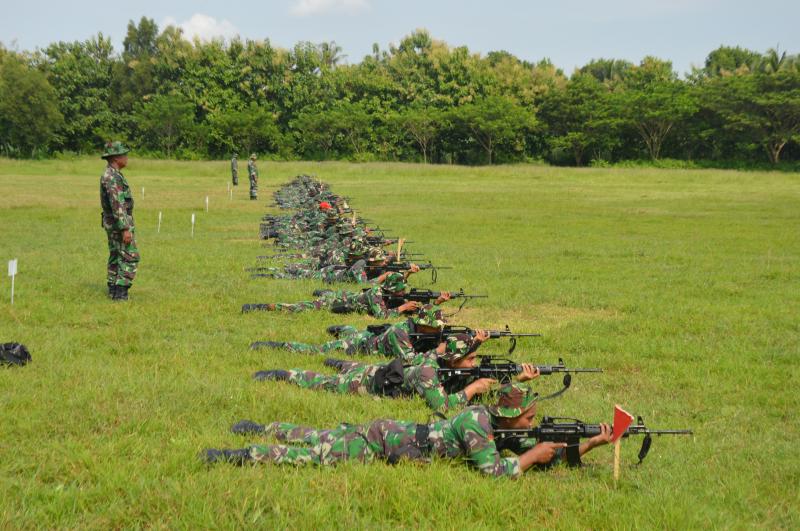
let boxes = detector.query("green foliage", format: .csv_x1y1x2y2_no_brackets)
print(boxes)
5,25,800,166
702,71,800,163
0,54,64,156
134,93,196,157
446,95,537,164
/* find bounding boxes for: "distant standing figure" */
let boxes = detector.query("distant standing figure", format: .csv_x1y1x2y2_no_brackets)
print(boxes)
99,141,139,301
231,153,239,186
248,153,258,200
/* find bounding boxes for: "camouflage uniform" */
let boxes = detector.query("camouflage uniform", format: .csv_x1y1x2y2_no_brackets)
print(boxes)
100,156,139,289
255,335,475,414
248,154,258,200
210,384,541,477
262,274,402,318
231,155,238,186
267,305,443,361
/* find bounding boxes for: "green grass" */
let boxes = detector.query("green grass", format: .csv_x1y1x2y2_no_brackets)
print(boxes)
1,157,798,528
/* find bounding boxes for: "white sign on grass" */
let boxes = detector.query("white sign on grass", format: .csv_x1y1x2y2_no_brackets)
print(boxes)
8,258,18,304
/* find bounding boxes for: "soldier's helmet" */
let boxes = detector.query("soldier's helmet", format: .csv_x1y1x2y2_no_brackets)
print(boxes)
232,153,238,157
439,333,473,362
380,272,407,293
250,153,257,160
413,304,445,328
101,141,130,159
488,383,538,418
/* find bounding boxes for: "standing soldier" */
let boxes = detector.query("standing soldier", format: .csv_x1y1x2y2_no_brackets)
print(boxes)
248,153,258,200
231,153,238,186
99,141,139,301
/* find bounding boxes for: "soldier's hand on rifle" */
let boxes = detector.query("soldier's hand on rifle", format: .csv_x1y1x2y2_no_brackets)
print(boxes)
527,442,568,465
408,263,420,274
472,329,489,343
397,301,422,313
122,230,133,245
435,291,452,304
516,364,540,382
464,377,497,399
589,423,613,448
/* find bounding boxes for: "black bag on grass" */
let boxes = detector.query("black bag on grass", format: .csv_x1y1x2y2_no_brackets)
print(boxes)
1,343,31,367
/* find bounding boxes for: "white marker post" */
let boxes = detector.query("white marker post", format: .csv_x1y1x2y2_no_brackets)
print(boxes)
142,187,145,199
191,213,196,238
229,188,233,201
205,196,209,213
8,258,18,304
157,211,162,233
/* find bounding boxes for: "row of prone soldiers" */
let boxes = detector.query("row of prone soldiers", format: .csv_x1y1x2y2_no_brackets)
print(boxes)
203,176,691,477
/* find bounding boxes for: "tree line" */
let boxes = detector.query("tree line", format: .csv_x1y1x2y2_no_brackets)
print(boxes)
1,18,799,167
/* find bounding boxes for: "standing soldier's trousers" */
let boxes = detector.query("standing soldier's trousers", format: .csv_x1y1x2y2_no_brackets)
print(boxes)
105,228,140,287
232,168,238,186
249,174,258,200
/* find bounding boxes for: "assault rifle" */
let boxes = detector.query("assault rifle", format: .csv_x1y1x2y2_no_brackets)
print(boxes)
437,356,599,384
494,416,693,467
384,288,487,314
410,324,540,353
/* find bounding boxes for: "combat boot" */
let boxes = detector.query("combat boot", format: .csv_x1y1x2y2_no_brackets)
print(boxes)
323,358,348,371
202,448,253,465
107,283,115,298
250,341,286,350
231,420,266,435
113,285,129,301
253,369,290,381
326,325,348,338
313,289,334,297
242,303,276,313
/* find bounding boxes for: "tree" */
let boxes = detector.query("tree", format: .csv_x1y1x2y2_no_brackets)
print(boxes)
134,93,195,157
539,74,619,165
617,57,698,160
704,71,800,163
393,106,442,162
701,46,761,77
40,35,115,152
446,95,537,164
208,103,283,157
0,55,64,156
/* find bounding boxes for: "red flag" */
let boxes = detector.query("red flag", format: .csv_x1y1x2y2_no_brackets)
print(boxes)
612,405,635,442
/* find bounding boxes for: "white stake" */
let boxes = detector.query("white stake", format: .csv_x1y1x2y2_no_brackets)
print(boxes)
191,213,196,238
227,182,231,193
142,187,145,199
157,211,162,233
8,258,18,304
229,188,233,201
205,196,209,212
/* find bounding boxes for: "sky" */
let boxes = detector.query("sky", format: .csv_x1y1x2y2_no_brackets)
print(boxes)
1,0,798,75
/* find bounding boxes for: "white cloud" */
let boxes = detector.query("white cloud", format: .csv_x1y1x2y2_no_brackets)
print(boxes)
162,14,239,42
289,0,370,17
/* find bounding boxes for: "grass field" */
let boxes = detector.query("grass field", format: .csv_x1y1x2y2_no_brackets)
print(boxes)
0,157,798,528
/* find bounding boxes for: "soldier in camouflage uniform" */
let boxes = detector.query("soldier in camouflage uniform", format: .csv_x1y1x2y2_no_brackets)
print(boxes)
248,153,258,200
251,332,539,414
231,153,238,186
243,272,424,318
252,304,446,361
204,383,611,475
99,141,139,301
